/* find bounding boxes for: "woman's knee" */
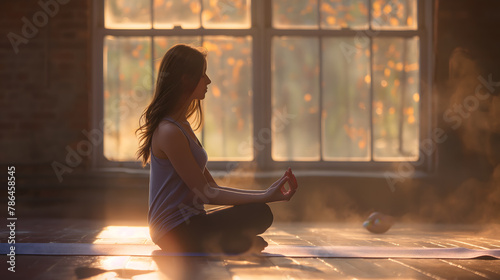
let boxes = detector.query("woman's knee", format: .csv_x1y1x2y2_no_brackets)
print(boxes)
247,203,274,233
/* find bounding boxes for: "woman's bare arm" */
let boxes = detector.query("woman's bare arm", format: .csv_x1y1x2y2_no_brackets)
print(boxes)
203,168,266,194
157,123,297,205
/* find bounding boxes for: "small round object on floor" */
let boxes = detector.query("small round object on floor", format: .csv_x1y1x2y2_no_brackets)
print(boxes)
363,212,395,234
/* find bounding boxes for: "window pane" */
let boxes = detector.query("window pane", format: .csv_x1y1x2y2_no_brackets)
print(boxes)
105,0,151,29
272,37,320,161
273,0,318,29
322,37,370,161
320,0,369,30
371,0,417,30
104,36,152,161
153,0,201,29
202,0,251,29
203,36,253,160
372,37,419,161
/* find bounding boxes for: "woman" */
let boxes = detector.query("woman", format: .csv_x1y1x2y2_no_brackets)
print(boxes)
136,44,298,254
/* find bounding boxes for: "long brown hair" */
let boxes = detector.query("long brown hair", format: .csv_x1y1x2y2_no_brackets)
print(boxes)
136,44,206,166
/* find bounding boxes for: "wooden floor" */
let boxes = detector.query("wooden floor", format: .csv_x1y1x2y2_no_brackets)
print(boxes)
1,219,500,280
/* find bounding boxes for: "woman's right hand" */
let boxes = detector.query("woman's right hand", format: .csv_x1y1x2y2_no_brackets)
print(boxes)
263,168,298,203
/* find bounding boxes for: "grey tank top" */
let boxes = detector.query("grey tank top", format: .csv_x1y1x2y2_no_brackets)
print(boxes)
148,117,208,244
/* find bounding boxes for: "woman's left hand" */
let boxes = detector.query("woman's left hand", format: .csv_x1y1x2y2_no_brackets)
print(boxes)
263,168,298,203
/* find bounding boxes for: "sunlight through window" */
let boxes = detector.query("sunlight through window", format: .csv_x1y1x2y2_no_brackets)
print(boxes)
100,0,425,165
93,226,152,244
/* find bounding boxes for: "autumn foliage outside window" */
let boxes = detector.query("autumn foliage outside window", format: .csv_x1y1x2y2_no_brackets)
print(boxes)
101,0,421,164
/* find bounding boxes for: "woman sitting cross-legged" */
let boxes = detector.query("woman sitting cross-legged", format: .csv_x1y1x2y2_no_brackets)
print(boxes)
136,44,299,254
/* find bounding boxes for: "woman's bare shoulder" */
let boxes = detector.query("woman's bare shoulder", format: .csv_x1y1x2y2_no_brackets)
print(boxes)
156,120,187,145
154,120,191,160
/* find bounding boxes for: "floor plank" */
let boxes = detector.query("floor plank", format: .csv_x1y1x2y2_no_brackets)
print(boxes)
1,219,500,280
394,259,493,280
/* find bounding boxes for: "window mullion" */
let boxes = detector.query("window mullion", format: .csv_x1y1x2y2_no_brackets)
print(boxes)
92,0,105,168
317,0,323,161
420,0,434,173
254,0,273,170
368,0,374,162
150,0,154,94
200,33,205,145
199,0,203,28
398,40,409,155
318,36,324,161
150,36,154,96
150,0,154,28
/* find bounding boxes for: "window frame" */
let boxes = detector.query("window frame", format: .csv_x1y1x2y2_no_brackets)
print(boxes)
91,0,435,175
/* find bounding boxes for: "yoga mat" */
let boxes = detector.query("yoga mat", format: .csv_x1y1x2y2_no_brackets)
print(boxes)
1,243,499,259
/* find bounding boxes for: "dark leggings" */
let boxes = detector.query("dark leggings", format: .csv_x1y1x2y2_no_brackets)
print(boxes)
156,203,273,254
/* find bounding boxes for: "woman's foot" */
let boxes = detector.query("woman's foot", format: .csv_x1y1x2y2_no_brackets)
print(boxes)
218,235,268,255
245,235,268,255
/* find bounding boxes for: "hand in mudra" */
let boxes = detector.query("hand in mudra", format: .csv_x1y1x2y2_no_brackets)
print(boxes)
265,168,298,203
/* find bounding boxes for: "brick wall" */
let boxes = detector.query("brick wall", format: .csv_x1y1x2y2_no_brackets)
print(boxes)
0,0,499,222
0,0,90,173
0,0,115,220
3,0,499,177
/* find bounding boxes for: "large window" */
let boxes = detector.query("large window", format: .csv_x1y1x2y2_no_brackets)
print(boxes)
93,0,432,171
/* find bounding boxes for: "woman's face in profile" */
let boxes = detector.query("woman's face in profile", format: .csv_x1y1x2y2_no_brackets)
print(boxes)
190,62,211,100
